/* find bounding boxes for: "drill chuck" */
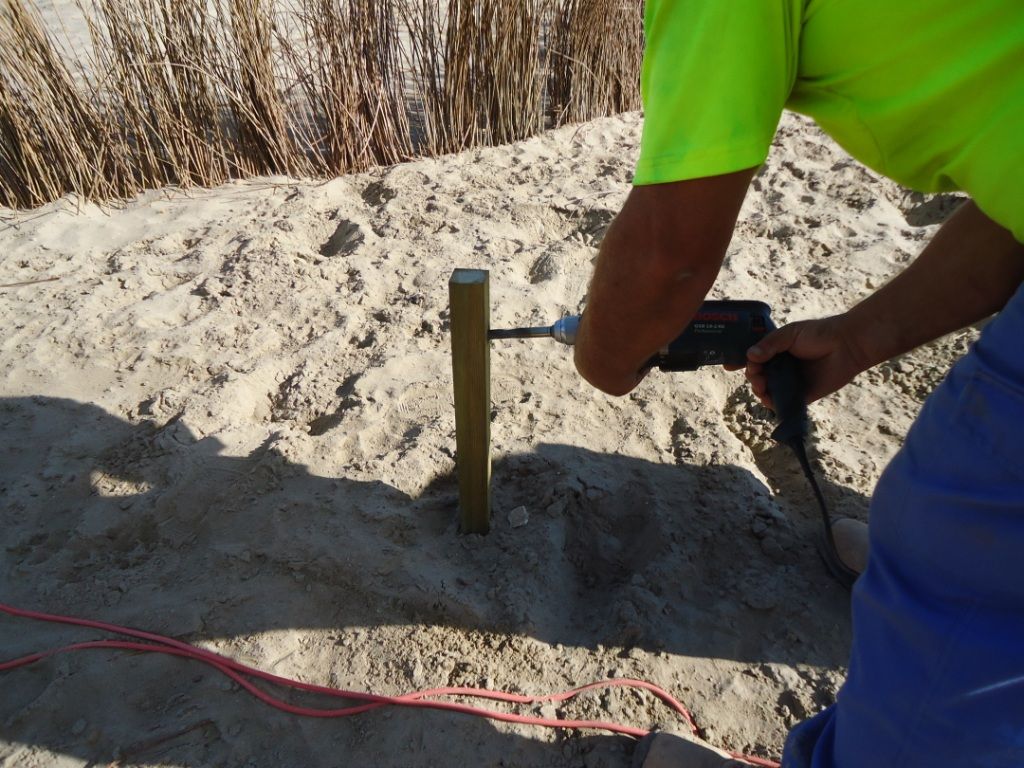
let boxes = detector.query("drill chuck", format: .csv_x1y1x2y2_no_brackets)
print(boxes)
488,316,579,345
550,316,580,345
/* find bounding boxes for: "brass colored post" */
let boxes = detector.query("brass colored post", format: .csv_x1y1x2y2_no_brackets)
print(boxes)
449,269,491,534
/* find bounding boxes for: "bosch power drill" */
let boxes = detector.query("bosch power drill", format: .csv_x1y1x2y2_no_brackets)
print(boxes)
490,300,808,444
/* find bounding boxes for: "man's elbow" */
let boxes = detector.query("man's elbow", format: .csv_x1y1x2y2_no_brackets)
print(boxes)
573,339,642,397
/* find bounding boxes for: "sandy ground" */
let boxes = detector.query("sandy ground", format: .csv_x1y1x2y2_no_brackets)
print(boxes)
0,111,972,767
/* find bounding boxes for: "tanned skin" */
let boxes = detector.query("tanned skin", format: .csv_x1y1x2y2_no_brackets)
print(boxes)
744,200,1024,406
576,172,1024,403
574,169,756,396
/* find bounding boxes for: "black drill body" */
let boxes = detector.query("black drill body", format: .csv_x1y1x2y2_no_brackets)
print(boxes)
489,299,808,443
650,300,773,371
649,300,807,444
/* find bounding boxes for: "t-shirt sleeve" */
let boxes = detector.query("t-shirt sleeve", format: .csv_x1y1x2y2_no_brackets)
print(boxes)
634,0,801,186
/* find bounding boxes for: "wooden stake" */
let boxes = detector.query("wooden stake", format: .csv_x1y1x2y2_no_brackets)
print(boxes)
449,269,491,534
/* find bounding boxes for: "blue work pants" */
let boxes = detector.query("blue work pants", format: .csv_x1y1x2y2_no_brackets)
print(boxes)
784,281,1024,767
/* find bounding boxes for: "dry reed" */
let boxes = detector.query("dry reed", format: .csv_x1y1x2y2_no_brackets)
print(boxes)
404,0,552,155
288,0,412,173
0,0,644,209
0,0,128,206
549,0,644,123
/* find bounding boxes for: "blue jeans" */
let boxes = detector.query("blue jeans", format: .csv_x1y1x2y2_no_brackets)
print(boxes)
784,282,1024,767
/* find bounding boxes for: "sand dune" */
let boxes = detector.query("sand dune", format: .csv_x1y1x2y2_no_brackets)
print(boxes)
0,112,970,767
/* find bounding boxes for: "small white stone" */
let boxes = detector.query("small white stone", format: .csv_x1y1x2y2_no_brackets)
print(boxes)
545,498,567,516
508,506,529,528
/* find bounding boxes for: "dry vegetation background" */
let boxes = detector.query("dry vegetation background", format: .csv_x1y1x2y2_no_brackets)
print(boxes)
0,0,643,208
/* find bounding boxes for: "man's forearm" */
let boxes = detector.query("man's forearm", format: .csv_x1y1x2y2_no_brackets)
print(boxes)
573,208,721,396
575,169,756,395
841,201,1024,371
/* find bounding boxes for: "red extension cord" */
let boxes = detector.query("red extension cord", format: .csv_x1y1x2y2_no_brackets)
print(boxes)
0,602,779,767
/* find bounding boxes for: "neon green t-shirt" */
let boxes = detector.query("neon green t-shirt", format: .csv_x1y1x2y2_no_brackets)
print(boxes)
634,0,1024,243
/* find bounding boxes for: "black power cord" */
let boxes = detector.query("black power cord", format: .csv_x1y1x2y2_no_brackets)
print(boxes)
782,435,859,590
766,352,859,590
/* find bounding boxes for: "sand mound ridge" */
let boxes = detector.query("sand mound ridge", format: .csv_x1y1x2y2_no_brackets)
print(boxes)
0,113,972,766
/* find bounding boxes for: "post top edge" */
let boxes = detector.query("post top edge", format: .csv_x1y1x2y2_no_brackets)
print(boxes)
450,268,489,285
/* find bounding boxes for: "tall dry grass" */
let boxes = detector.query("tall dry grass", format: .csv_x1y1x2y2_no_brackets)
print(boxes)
0,0,643,209
549,0,644,123
405,0,552,154
0,0,129,206
289,0,412,172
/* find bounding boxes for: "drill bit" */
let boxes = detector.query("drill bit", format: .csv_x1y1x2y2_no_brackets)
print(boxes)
488,325,553,340
488,316,580,345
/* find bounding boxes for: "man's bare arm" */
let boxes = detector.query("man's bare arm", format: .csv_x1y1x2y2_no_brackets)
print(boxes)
842,201,1024,369
574,168,757,395
746,201,1024,405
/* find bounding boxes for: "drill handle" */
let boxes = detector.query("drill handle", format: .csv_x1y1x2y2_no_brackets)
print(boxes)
763,352,809,444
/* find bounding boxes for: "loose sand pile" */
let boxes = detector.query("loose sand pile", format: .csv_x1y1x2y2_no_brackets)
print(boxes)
1,112,971,767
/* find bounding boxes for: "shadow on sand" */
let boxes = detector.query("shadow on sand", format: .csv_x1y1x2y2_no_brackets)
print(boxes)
1,396,866,767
